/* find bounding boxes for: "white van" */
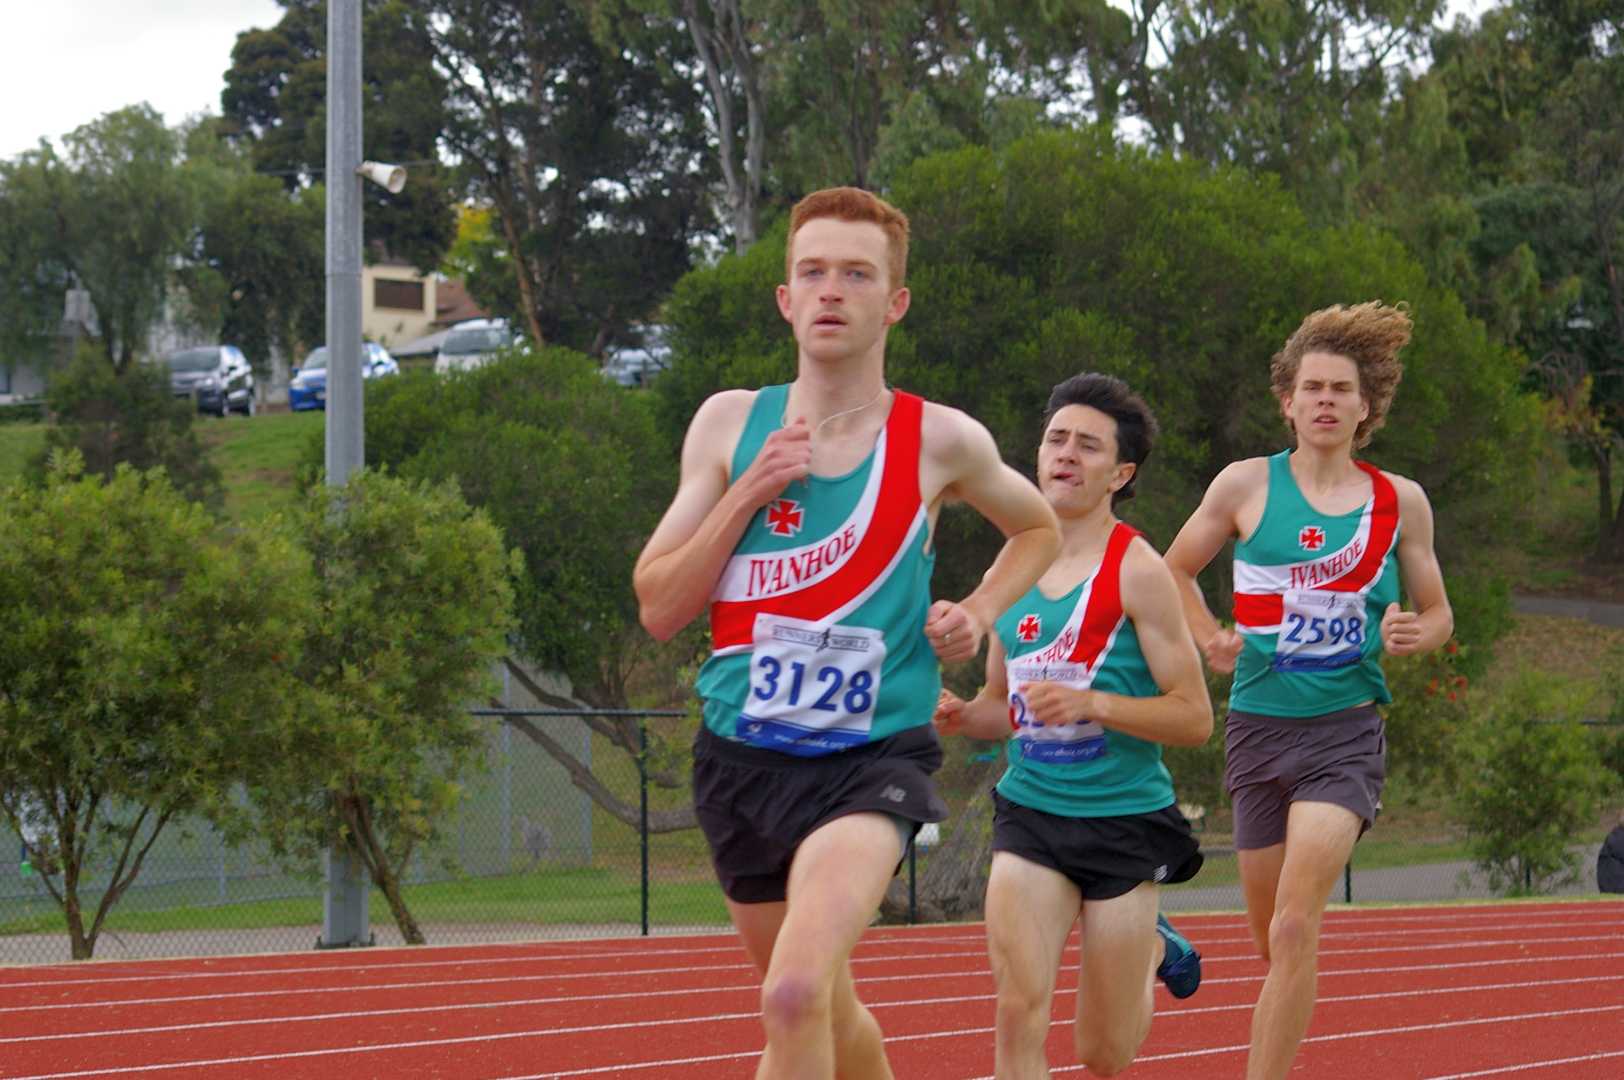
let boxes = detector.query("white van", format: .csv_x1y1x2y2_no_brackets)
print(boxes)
434,318,515,374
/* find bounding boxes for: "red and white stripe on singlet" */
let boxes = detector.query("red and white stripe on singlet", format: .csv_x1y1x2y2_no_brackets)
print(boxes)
1232,461,1399,635
707,390,928,656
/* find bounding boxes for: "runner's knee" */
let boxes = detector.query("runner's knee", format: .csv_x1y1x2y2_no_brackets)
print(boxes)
1268,906,1318,963
761,970,827,1034
1076,1028,1138,1078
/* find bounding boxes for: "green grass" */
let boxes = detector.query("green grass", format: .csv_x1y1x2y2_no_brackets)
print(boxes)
0,410,321,523
1162,836,1480,892
0,864,730,936
0,422,44,483
199,410,323,521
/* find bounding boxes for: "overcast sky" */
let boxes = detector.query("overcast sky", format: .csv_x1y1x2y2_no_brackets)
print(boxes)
3,0,1493,164
1,0,283,160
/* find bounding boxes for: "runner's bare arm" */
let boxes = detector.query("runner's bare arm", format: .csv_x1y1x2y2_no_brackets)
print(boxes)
921,405,1060,664
634,392,812,640
1164,459,1265,672
1024,540,1213,746
1382,475,1453,656
934,636,1013,740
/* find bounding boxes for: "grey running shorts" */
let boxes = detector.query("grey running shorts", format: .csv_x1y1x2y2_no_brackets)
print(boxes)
991,791,1204,901
1225,704,1386,850
692,723,948,904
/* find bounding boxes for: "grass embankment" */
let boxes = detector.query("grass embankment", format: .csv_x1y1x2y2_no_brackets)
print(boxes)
197,409,323,520
0,423,44,483
0,411,321,522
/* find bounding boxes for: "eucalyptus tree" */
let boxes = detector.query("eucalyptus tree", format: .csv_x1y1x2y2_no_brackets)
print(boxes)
10,106,200,374
418,0,716,353
1429,1,1624,559
0,152,74,376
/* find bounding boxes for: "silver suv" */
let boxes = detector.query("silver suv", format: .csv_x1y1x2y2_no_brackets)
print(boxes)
163,345,255,417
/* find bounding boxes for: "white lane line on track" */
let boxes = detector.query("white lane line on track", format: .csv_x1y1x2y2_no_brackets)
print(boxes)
2,948,1619,1022
3,967,1619,1050
979,1006,1624,1079
0,943,990,993
3,912,1618,993
1423,1049,1624,1078
1,928,1615,1001
3,902,1611,980
516,1003,1624,1079
4,991,1619,1078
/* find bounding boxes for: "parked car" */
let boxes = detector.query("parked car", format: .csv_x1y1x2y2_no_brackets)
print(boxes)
601,324,670,388
434,318,515,374
288,343,399,412
163,345,255,417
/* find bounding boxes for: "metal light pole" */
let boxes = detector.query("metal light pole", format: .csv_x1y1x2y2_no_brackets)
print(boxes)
319,0,369,950
318,0,408,951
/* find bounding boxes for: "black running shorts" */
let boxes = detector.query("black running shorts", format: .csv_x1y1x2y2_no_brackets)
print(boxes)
692,723,949,904
991,791,1204,901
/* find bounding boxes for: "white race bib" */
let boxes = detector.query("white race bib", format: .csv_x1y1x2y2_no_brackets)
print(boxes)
1274,588,1367,672
740,613,885,754
1006,658,1106,764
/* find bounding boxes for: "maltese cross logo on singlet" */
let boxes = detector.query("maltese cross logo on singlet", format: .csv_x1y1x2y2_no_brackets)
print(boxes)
1298,525,1326,552
765,498,803,537
1016,614,1042,642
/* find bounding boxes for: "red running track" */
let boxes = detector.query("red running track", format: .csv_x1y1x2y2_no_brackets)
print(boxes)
1,900,1620,1079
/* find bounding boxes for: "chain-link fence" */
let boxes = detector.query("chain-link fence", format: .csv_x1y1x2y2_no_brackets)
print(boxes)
0,710,721,964
1,712,1613,964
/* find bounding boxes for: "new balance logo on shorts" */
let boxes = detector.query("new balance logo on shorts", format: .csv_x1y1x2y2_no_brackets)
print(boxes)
880,785,907,804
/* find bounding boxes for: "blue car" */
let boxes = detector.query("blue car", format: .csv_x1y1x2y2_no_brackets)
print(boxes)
289,343,399,411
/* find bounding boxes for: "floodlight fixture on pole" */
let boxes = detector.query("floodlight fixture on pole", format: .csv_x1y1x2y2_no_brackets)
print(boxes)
357,160,407,194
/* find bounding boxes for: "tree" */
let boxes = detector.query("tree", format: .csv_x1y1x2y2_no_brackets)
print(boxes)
26,347,224,509
1452,670,1614,896
220,0,457,274
0,456,310,959
302,350,698,831
29,106,199,373
246,470,519,944
420,0,716,355
584,0,1111,252
438,203,518,319
1429,3,1624,559
760,0,1095,194
1531,54,1624,559
675,0,769,251
1108,0,1447,220
0,151,75,377
179,123,326,385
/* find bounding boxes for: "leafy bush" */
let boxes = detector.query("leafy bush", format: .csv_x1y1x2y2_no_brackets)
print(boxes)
0,454,308,958
1451,669,1613,895
27,345,222,508
246,469,519,944
1383,638,1476,793
0,400,45,424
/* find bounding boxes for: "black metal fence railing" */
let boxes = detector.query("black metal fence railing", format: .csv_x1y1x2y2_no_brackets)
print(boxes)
465,707,691,936
0,712,1614,964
